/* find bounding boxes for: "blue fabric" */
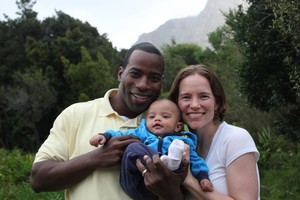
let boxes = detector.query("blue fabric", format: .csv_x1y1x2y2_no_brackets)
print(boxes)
106,119,209,179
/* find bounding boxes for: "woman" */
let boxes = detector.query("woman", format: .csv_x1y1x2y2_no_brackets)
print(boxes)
137,64,260,200
170,64,260,200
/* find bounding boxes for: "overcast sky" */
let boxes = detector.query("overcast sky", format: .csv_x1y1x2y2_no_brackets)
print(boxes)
1,0,207,50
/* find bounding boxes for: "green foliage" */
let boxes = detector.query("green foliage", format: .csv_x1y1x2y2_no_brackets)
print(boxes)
0,149,32,183
5,67,56,123
0,148,64,200
2,138,300,200
1,67,56,150
162,43,203,91
0,0,121,150
0,115,36,151
62,46,114,102
266,0,300,98
0,182,64,200
161,29,275,136
203,26,275,135
225,0,300,138
257,129,300,199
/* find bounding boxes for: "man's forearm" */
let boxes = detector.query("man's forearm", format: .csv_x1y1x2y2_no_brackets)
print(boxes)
30,150,99,192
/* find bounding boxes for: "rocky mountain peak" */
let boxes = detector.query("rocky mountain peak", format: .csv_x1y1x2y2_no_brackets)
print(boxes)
135,0,248,49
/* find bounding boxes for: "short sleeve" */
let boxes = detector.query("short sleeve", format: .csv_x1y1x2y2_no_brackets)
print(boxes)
34,106,72,163
224,128,259,167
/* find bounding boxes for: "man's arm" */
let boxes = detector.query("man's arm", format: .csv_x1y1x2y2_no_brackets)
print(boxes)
30,135,140,192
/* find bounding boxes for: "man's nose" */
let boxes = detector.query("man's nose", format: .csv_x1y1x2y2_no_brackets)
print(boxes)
136,76,149,90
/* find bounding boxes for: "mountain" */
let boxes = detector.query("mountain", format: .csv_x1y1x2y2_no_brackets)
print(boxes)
135,0,248,49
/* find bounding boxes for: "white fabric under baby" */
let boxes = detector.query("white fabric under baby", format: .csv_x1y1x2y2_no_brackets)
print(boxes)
160,139,185,171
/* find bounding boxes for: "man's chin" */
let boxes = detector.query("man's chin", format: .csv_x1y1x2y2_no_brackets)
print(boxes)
130,105,149,114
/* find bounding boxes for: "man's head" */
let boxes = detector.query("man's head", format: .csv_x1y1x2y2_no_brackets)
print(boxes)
112,42,165,118
122,42,165,70
146,99,183,136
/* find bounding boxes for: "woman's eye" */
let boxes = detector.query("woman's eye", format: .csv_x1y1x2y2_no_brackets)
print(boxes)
200,95,209,100
181,96,190,100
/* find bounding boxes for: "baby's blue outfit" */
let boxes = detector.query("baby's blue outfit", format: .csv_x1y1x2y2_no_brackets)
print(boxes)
104,119,209,180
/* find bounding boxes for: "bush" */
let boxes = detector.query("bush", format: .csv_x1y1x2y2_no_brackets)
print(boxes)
0,148,64,200
257,128,300,199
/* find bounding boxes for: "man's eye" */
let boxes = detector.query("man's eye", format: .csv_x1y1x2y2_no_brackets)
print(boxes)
129,71,140,77
150,75,162,82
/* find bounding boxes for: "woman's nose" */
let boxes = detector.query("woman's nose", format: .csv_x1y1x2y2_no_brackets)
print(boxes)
190,98,200,109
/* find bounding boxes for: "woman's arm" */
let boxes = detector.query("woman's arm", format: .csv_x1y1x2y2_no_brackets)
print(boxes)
226,152,258,200
183,152,258,200
183,172,233,200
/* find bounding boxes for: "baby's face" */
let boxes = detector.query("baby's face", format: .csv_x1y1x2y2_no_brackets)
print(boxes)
146,100,181,136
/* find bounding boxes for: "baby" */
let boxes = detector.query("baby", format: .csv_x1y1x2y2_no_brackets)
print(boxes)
90,99,213,199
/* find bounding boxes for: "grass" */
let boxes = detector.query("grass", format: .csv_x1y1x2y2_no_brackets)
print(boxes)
0,149,64,200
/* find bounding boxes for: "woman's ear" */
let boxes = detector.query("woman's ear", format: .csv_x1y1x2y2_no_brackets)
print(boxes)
214,100,219,112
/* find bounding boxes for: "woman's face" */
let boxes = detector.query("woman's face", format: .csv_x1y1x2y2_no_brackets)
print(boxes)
177,74,218,132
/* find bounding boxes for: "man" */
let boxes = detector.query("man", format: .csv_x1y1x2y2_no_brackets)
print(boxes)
30,42,186,200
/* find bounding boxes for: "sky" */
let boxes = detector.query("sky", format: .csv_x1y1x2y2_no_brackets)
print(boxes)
1,0,207,50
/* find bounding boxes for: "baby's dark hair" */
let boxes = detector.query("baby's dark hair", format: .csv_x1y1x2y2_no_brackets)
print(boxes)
122,42,164,69
147,99,182,122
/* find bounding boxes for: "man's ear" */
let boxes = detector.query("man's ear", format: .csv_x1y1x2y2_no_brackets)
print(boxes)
175,122,183,132
118,66,124,81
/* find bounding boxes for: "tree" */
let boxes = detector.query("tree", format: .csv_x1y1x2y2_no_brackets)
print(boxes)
0,0,122,150
62,46,114,102
205,26,274,134
266,0,300,99
162,43,203,92
2,67,56,150
226,1,300,137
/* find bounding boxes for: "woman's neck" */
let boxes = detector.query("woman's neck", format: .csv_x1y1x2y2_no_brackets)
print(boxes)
196,121,220,159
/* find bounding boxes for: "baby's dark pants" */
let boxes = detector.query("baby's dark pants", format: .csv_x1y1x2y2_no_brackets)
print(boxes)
120,142,159,200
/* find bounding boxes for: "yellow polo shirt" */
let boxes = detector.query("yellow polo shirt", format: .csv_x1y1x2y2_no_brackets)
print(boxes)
34,89,144,200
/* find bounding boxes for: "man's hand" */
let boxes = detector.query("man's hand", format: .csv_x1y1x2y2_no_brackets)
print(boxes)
97,135,141,168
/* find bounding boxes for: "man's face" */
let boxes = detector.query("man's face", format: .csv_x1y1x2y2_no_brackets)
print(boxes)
118,50,164,116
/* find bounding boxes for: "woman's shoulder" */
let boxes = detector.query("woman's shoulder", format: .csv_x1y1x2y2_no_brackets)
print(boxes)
217,122,259,164
219,122,250,137
217,122,256,146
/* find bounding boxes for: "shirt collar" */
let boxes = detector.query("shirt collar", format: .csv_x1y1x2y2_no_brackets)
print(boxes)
98,89,146,124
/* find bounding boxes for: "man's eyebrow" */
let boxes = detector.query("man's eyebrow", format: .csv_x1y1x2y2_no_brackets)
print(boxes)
130,67,163,76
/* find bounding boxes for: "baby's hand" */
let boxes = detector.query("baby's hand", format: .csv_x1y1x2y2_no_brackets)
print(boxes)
200,179,214,192
89,134,106,147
